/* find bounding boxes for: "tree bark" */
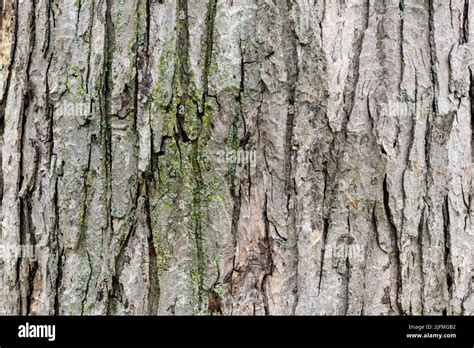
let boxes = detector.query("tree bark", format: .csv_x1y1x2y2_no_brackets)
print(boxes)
0,0,472,315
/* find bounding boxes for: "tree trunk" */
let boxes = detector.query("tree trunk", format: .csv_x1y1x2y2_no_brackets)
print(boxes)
0,0,472,315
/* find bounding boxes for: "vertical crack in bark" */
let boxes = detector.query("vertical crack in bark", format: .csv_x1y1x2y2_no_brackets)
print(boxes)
192,0,218,311
227,183,241,300
383,174,403,314
282,0,298,199
84,1,95,95
373,204,388,254
80,251,93,315
428,0,439,112
366,204,384,314
144,177,160,314
136,0,160,315
191,140,205,309
343,210,352,315
0,0,3,32
207,261,222,315
442,195,453,311
53,171,63,315
317,217,329,295
262,194,274,316
45,50,54,159
417,207,426,314
316,161,330,300
77,141,93,248
109,195,138,315
399,0,405,93
145,0,151,56
470,68,473,163
237,41,250,154
225,39,247,306
75,0,82,32
115,224,137,312
41,0,52,56
20,146,39,315
103,0,116,311
462,0,469,44
132,0,142,133
44,34,60,313
0,0,4,207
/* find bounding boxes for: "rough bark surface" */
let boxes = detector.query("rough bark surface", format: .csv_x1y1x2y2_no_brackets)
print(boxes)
0,0,473,315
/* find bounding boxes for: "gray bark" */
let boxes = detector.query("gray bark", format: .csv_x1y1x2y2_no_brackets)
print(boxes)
0,0,473,315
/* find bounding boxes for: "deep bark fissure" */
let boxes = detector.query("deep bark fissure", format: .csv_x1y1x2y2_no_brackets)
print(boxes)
317,217,330,295
442,195,454,306
417,207,426,315
399,0,405,93
462,0,469,43
145,178,160,314
80,251,93,315
51,128,62,317
103,0,116,311
77,141,93,248
281,0,298,198
470,68,473,162
383,174,403,314
262,194,274,316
